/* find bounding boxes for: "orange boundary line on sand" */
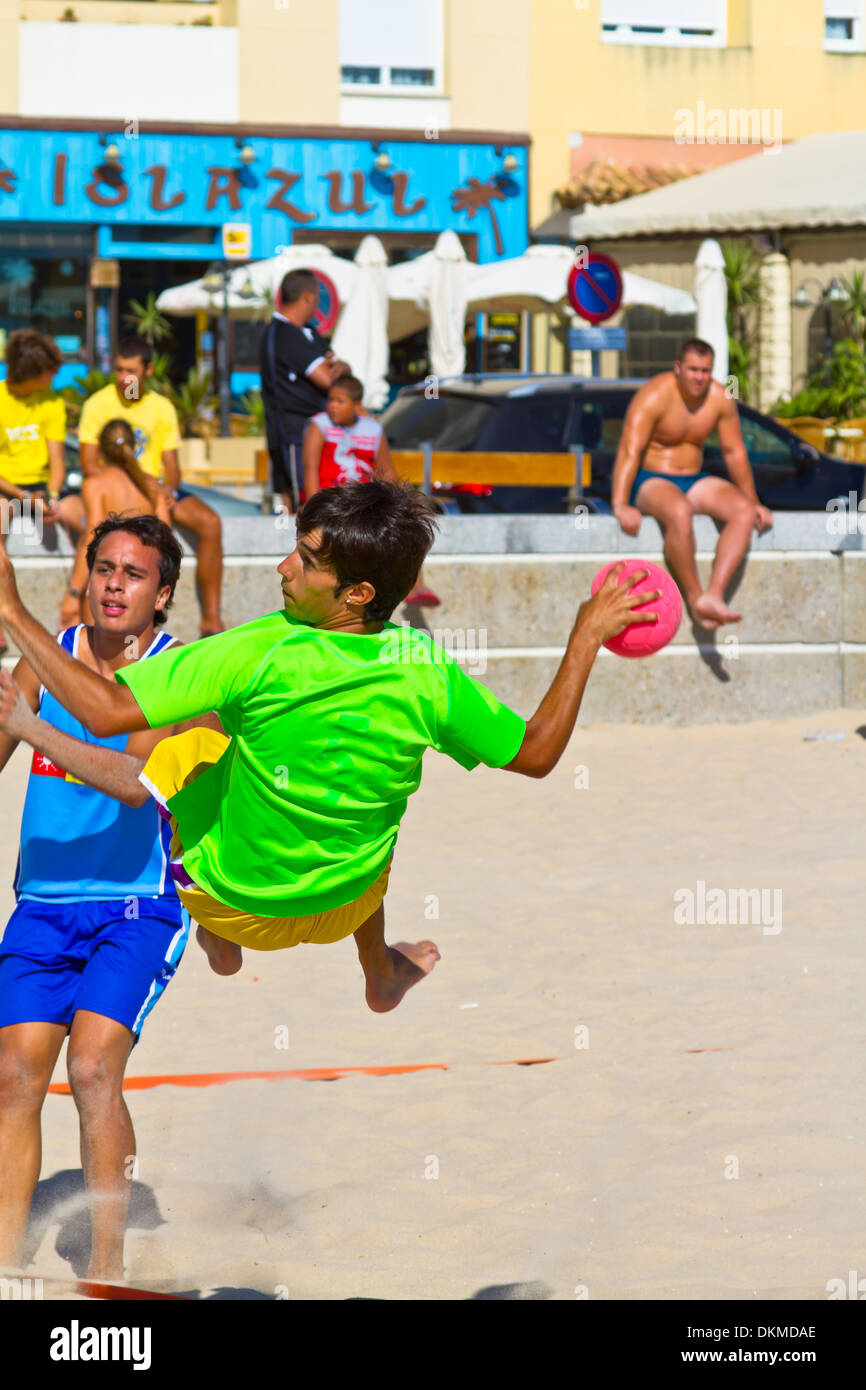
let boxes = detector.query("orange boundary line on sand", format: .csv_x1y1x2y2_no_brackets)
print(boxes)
47,1057,559,1094
30,1275,189,1301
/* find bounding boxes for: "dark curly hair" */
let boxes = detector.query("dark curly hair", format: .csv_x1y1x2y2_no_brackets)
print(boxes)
85,513,182,626
296,479,438,622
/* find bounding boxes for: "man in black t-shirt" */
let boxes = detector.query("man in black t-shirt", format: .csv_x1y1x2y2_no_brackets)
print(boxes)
259,268,351,511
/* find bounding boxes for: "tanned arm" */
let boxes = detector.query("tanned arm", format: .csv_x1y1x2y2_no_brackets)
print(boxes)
716,393,773,532
611,380,664,535
0,669,225,807
373,434,399,485
302,421,325,501
79,442,101,480
503,565,660,778
0,659,41,774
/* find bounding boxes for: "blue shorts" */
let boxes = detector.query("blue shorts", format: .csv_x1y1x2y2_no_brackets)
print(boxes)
629,469,711,507
0,897,189,1038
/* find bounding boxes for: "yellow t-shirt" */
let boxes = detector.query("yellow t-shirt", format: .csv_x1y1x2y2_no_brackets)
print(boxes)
0,380,66,486
78,384,181,480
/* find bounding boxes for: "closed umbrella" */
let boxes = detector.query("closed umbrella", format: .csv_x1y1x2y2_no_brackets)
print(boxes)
330,236,390,410
428,230,468,377
694,239,729,382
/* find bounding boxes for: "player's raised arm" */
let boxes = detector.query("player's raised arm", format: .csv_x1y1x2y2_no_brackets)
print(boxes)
0,667,149,804
503,565,660,778
0,659,40,774
0,535,145,736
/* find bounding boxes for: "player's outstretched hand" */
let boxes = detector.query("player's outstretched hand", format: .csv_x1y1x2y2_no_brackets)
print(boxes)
575,562,661,644
0,668,36,740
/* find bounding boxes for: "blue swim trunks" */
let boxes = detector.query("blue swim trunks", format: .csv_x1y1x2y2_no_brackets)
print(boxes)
0,897,189,1037
629,469,711,507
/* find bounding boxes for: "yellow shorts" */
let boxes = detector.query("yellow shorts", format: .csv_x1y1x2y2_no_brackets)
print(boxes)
141,728,391,952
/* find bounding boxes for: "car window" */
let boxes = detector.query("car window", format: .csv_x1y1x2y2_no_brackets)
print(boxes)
740,416,795,467
569,395,632,452
473,395,571,451
705,413,793,469
382,394,495,449
382,390,571,452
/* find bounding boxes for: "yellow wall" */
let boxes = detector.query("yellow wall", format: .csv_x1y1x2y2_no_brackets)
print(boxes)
231,0,339,125
0,0,19,111
446,0,531,132
22,1,222,23
530,0,866,224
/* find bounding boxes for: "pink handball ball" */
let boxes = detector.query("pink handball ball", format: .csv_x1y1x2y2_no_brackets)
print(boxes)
590,559,683,658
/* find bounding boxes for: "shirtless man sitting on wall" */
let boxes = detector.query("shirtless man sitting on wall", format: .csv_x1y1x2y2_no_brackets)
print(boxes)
611,338,772,629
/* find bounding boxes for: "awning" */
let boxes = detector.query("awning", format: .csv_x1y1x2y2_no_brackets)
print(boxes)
563,131,866,240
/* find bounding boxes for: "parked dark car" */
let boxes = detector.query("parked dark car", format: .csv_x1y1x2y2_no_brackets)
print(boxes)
381,375,864,513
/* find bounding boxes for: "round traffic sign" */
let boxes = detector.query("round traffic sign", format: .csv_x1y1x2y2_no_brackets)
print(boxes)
311,270,340,335
567,252,623,325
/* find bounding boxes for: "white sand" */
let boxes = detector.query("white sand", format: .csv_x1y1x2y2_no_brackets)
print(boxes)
1,708,864,1300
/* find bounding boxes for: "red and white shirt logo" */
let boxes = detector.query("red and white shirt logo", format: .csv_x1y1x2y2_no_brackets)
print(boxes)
311,412,382,490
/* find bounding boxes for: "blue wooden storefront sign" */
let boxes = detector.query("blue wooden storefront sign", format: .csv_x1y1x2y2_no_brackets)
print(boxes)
0,128,528,264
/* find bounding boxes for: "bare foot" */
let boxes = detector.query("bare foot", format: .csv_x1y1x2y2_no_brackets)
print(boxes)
196,923,242,976
691,593,742,629
366,939,440,1013
199,619,226,638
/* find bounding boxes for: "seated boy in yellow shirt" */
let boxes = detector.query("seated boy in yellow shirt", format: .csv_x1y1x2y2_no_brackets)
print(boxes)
0,330,85,651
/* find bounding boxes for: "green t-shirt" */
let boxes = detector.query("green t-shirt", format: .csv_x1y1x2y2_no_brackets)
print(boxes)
116,610,526,917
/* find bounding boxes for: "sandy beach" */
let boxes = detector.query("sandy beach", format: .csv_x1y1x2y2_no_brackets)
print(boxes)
1,705,864,1301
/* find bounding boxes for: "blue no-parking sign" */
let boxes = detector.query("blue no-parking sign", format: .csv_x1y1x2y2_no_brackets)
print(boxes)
567,252,623,325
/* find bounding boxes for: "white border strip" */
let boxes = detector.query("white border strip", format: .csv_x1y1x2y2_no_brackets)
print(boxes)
446,643,866,660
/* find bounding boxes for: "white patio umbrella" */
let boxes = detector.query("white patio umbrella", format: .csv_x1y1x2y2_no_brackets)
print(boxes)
231,243,359,309
385,253,438,342
384,242,697,345
693,239,729,382
428,231,468,377
464,244,697,316
157,244,359,321
156,276,264,319
329,235,390,410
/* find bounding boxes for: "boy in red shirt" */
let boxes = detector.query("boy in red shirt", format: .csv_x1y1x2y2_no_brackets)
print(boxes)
303,376,439,607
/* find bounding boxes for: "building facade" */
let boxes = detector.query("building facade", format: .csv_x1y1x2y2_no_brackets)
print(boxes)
0,0,532,384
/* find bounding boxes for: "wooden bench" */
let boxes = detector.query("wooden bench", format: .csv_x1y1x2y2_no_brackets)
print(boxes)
390,449,592,498
182,450,271,497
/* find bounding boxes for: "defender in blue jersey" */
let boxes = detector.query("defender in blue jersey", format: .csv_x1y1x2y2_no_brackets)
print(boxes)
0,514,218,1282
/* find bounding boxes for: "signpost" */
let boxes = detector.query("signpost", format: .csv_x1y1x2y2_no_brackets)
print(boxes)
567,252,625,375
568,326,627,352
210,223,253,435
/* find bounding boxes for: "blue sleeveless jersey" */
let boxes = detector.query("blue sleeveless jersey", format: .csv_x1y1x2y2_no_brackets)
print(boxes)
14,625,180,903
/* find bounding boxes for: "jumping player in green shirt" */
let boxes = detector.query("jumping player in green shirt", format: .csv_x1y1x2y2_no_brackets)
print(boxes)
0,482,658,1013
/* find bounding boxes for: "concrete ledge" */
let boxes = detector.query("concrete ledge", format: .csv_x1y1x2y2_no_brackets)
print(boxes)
3,513,862,724
423,552,840,646
5,510,866,559
468,647,848,726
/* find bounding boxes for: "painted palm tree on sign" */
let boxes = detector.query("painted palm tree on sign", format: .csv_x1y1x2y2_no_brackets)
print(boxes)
451,178,506,256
